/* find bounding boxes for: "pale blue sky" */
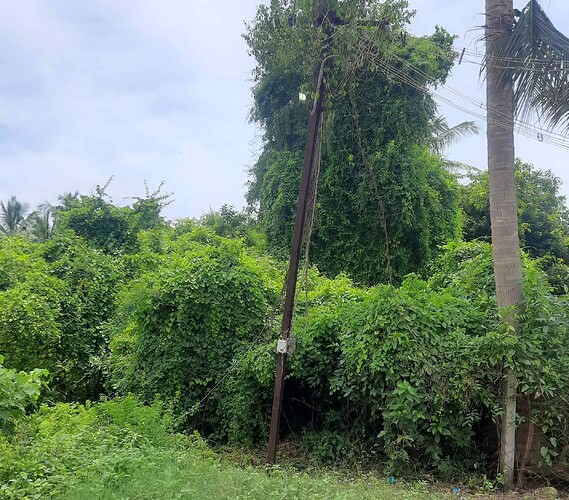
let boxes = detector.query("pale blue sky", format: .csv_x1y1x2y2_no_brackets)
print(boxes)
0,1,568,220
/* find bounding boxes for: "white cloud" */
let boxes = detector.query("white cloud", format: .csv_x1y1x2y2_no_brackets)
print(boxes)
0,0,568,219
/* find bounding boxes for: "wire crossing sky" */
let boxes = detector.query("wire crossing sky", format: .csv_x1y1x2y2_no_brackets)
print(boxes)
0,0,568,219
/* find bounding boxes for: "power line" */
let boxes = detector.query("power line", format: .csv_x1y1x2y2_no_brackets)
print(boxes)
455,46,569,66
386,50,569,144
372,52,569,150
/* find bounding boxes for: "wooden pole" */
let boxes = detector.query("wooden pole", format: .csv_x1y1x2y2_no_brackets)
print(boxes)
266,4,338,460
265,56,329,464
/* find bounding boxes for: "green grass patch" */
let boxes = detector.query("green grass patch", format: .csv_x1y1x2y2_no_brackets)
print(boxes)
0,397,452,499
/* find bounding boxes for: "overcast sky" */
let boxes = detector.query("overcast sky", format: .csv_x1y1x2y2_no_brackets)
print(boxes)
1,1,568,220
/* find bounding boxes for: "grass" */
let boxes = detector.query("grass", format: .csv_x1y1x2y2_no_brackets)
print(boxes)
0,397,456,499
4,396,562,499
61,454,452,500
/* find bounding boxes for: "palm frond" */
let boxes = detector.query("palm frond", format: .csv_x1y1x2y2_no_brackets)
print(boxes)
488,0,569,128
441,159,481,179
429,115,480,155
0,196,29,234
26,210,54,242
57,191,81,210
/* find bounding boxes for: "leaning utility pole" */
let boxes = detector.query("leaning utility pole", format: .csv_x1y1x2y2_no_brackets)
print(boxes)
266,2,386,464
266,5,335,465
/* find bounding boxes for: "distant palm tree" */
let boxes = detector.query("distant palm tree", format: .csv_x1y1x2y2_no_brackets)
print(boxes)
429,115,480,155
0,196,29,235
56,191,81,211
26,191,81,241
26,207,55,242
429,115,480,177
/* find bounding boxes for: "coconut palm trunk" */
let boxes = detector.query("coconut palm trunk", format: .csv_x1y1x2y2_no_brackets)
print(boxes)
485,0,524,490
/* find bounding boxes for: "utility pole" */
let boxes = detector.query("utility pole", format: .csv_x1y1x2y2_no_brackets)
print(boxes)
265,4,386,464
266,5,336,465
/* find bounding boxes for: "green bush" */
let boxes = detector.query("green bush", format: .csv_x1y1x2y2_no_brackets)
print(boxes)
0,233,125,401
0,271,64,374
42,233,125,400
59,194,135,254
226,242,569,474
0,396,186,498
0,354,47,431
0,396,450,499
0,237,44,291
108,232,276,437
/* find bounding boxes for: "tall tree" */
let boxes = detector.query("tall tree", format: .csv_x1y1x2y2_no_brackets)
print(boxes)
485,0,524,487
246,0,460,285
0,196,29,235
484,0,569,488
462,160,569,263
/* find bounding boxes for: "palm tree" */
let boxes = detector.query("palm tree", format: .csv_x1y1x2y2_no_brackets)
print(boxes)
429,115,480,155
26,207,55,242
56,191,81,211
484,0,569,488
0,196,30,235
429,115,480,177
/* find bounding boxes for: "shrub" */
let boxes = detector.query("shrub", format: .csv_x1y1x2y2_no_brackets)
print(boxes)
0,354,47,431
0,233,125,401
0,272,64,374
0,396,183,498
108,234,274,437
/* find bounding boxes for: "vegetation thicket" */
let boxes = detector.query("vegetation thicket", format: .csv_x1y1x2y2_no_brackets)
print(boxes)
2,0,569,496
245,0,461,285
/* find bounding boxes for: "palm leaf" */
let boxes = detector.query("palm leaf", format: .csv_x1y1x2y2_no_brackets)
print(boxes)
26,209,54,242
442,159,481,179
430,117,480,155
487,0,569,128
0,197,29,234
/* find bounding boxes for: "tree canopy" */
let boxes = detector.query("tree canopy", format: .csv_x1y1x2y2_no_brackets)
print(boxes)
461,160,569,263
245,0,461,285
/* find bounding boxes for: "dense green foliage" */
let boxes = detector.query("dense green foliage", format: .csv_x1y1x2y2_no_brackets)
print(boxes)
246,0,461,284
461,160,569,294
225,243,569,472
0,355,46,432
1,397,452,499
199,204,266,251
0,235,123,402
1,183,569,482
43,233,125,400
462,160,569,261
2,2,569,491
108,230,278,435
60,194,135,253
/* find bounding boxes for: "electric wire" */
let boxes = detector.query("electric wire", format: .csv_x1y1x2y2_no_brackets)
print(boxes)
374,49,569,149
389,50,568,139
455,46,569,66
380,60,568,148
379,58,569,149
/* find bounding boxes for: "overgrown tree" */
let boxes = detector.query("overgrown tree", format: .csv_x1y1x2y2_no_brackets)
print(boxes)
246,0,460,285
199,204,265,250
462,160,569,262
